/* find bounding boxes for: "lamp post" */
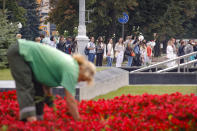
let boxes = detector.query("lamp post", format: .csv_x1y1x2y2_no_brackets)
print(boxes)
76,0,89,56
18,22,22,34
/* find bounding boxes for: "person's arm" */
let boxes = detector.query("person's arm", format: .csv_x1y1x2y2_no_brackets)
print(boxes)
115,43,119,52
64,89,81,121
87,42,95,50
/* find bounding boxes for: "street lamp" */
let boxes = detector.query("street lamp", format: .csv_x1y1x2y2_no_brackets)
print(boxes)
76,0,89,56
18,22,22,29
18,22,22,34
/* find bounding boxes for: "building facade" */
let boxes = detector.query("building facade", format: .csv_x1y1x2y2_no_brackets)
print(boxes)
37,0,57,37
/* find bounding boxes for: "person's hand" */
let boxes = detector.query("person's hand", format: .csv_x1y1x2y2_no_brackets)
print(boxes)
65,89,81,121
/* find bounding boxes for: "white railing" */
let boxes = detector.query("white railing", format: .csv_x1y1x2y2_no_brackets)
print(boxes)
130,51,197,73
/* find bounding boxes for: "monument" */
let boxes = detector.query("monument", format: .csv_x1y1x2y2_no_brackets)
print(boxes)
76,0,89,55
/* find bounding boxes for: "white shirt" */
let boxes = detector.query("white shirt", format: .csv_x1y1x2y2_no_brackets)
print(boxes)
166,45,176,59
107,43,114,58
49,41,56,48
87,42,96,54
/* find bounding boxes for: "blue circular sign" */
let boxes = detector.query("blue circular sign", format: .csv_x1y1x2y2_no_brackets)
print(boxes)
118,12,129,24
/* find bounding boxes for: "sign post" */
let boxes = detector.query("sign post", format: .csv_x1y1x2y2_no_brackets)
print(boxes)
118,12,129,39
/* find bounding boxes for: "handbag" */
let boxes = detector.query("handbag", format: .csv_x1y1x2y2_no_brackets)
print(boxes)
125,48,131,56
131,51,135,57
84,46,89,55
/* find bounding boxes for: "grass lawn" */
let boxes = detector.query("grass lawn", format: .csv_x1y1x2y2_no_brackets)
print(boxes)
96,67,110,72
0,69,13,80
93,85,197,100
0,67,108,80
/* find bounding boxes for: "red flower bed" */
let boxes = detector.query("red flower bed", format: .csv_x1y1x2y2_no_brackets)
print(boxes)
0,91,197,130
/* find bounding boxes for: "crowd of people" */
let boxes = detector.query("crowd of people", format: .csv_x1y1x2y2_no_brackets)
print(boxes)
32,34,156,67
85,35,156,67
166,38,197,67
20,34,197,68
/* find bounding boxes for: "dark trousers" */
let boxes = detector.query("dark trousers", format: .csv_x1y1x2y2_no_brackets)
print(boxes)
7,43,45,121
132,54,141,66
88,53,95,63
96,53,103,66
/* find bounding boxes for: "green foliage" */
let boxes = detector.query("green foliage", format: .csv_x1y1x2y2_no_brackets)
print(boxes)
19,0,40,40
87,0,138,39
130,0,197,41
48,0,197,43
0,10,18,68
0,0,26,25
48,0,79,35
48,0,138,39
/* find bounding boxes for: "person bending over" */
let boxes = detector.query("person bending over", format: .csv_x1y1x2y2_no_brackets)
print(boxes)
7,39,96,122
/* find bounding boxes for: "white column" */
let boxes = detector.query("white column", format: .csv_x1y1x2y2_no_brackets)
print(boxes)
76,0,89,56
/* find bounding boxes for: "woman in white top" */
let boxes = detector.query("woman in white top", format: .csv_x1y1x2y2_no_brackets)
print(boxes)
106,38,114,66
115,37,125,67
166,40,177,67
140,42,148,66
49,36,56,48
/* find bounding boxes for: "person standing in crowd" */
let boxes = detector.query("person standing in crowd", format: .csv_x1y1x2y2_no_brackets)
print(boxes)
56,36,65,52
146,42,152,65
65,37,72,54
178,40,185,64
140,41,148,66
166,39,177,67
106,38,114,67
125,38,134,67
96,37,105,66
115,37,125,67
193,41,197,66
87,37,96,63
133,40,141,66
184,40,194,61
71,37,78,54
124,36,132,47
49,36,57,48
40,34,45,44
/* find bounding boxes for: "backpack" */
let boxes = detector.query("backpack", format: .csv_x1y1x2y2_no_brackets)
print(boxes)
84,46,89,55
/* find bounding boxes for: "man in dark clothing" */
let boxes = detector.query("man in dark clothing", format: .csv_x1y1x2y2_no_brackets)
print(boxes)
71,37,78,54
56,36,65,52
65,37,72,54
194,41,197,66
178,40,185,64
132,40,141,66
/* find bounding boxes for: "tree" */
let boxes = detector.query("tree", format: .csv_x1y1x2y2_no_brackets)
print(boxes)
87,0,138,40
48,0,138,40
129,0,197,56
48,0,79,36
0,0,26,25
19,0,40,40
0,10,18,68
